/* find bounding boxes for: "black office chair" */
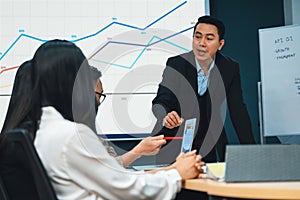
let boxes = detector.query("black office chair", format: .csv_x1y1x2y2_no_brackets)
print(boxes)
4,129,57,200
0,175,9,200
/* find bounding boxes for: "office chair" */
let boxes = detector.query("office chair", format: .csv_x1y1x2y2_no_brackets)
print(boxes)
0,175,9,200
4,129,57,200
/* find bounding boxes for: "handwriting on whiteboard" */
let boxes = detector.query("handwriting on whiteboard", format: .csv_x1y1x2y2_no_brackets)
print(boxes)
274,35,296,60
295,77,300,95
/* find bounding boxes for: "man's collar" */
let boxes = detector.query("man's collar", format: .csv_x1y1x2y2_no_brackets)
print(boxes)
195,56,216,75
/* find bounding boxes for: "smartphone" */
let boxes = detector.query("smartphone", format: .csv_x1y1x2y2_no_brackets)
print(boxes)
181,118,197,153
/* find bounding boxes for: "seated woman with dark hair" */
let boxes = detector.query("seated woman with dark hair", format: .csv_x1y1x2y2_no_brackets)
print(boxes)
0,60,40,200
29,39,204,200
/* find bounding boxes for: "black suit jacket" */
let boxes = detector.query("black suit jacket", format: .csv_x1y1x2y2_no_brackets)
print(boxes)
152,51,255,162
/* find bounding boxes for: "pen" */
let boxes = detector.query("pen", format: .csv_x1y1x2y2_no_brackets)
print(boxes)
163,136,183,140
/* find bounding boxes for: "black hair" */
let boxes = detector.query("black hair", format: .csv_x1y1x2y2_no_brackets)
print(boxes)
0,60,36,150
193,15,225,41
31,39,96,133
90,66,102,81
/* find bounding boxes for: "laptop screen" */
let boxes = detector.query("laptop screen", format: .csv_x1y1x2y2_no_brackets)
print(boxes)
224,145,300,182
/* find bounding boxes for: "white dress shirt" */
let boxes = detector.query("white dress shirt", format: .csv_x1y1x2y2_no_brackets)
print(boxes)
195,56,215,96
34,106,181,200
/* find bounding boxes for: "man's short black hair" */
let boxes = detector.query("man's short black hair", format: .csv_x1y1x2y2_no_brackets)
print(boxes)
193,15,225,41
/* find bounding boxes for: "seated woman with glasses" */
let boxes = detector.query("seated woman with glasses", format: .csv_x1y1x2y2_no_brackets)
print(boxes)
28,39,204,200
91,66,168,167
94,81,106,104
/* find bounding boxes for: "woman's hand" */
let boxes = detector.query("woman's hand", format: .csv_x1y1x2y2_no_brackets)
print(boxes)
131,135,166,156
172,150,205,180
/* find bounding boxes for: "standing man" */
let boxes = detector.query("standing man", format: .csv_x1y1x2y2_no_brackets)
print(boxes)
152,15,255,163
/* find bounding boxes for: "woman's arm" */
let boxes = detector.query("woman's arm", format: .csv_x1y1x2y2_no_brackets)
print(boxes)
121,135,166,167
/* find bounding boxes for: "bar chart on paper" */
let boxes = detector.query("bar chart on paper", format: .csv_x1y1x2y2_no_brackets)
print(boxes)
0,0,207,134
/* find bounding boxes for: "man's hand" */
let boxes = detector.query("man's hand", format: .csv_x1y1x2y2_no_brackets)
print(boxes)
163,111,184,129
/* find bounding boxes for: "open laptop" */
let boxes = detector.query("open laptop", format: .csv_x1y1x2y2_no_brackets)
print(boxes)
224,144,300,182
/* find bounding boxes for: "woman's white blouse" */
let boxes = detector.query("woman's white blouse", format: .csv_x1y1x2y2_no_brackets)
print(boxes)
34,106,181,200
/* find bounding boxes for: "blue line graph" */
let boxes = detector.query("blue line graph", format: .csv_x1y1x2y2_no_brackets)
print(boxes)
90,27,193,69
0,1,187,62
89,26,193,59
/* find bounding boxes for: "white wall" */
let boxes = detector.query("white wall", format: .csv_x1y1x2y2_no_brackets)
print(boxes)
284,0,300,25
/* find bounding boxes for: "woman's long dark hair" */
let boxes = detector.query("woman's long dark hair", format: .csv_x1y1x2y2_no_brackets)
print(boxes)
31,39,96,133
0,60,35,151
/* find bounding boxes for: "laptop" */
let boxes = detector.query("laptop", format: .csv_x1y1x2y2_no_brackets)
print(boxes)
224,144,300,182
131,118,197,171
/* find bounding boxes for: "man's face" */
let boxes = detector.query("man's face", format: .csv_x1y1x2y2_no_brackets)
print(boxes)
192,23,224,64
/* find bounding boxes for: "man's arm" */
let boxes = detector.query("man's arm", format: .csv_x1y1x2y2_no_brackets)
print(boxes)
152,58,183,135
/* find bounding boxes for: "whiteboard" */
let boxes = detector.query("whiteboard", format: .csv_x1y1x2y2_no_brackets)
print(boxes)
259,24,300,136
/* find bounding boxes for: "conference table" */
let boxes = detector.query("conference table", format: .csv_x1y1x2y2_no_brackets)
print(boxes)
183,178,300,199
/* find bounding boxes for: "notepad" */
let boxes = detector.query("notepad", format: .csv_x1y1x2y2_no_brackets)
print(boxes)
204,162,225,180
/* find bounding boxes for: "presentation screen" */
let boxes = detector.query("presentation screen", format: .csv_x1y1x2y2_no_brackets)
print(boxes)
0,0,208,137
259,24,300,136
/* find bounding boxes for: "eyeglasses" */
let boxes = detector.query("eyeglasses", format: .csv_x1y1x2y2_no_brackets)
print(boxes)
95,92,106,104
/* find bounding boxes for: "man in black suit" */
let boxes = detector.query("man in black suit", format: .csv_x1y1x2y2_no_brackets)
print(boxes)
152,16,255,163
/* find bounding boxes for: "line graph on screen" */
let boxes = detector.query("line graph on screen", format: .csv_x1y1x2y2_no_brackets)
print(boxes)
0,0,207,134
